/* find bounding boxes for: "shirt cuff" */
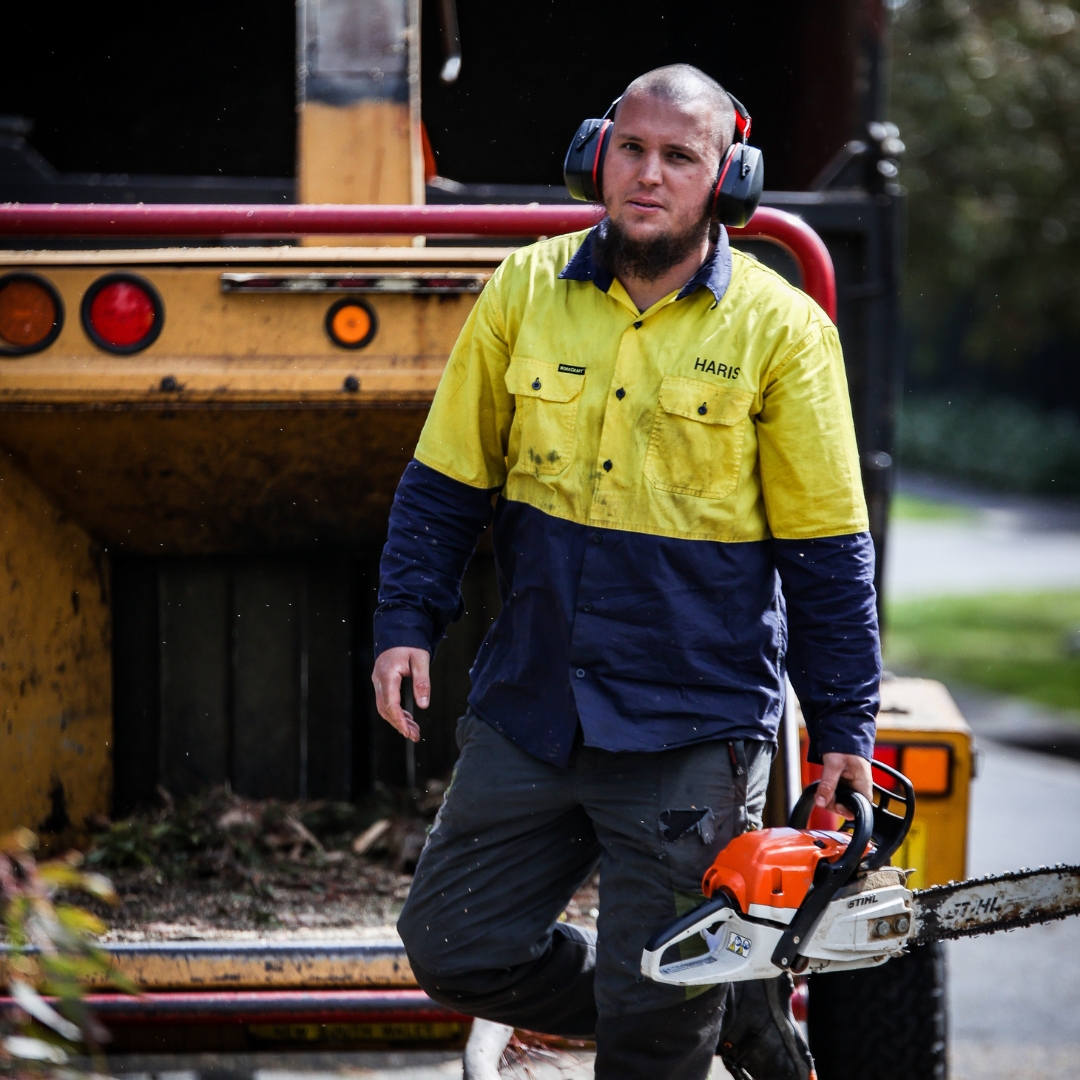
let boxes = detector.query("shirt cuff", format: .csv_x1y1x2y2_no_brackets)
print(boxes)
806,719,876,764
373,605,436,659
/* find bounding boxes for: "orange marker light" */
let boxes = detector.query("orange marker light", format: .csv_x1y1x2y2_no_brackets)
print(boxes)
0,274,63,354
900,744,952,796
327,298,377,349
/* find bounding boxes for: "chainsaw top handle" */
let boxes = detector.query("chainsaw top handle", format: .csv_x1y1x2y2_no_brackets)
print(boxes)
788,760,916,872
771,783,874,972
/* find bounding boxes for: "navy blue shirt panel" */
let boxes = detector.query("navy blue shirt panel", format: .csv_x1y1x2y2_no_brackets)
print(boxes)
374,460,880,768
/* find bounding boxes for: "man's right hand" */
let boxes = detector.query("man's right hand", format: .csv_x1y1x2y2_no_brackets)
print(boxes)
372,647,431,743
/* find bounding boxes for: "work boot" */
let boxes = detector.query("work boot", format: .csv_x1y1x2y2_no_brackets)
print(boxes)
718,975,816,1080
463,1018,514,1080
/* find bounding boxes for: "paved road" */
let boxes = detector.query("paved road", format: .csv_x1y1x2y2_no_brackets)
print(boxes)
887,476,1080,600
948,739,1080,1080
887,476,1080,1078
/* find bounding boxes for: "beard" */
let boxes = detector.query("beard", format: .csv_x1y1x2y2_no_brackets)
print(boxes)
594,200,714,283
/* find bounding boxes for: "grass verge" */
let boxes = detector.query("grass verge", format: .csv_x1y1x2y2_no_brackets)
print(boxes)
884,591,1080,717
890,492,977,522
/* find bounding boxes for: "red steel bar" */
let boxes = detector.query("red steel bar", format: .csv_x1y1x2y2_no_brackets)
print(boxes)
0,989,465,1027
0,203,836,319
734,209,836,320
0,203,604,240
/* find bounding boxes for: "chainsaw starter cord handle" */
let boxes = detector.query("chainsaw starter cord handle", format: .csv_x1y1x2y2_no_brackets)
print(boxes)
771,786,874,972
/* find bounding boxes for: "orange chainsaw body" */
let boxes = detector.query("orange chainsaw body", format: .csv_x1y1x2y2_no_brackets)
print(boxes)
701,827,852,914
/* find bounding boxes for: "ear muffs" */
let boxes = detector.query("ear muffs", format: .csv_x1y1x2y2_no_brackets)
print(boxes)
563,98,619,203
710,141,764,228
563,90,765,228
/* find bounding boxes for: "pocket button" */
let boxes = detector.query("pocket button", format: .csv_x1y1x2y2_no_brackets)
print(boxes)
532,378,541,390
698,403,708,415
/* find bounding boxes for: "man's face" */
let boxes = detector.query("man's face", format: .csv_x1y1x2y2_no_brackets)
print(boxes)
602,93,723,244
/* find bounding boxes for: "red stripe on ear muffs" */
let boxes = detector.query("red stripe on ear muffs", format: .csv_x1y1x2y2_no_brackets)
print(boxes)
711,144,738,215
592,119,612,198
728,93,752,143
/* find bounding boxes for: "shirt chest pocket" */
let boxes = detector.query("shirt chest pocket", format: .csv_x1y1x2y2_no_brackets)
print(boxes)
644,376,754,500
505,357,585,476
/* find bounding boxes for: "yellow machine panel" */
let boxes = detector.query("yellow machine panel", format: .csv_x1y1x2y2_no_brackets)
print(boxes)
0,246,509,832
875,676,973,888
0,451,112,845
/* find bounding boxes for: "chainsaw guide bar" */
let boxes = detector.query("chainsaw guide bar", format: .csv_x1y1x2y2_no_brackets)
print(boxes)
910,863,1080,944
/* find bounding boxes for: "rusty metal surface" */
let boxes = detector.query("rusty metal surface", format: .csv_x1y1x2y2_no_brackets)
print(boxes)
0,939,416,991
912,864,1080,944
0,988,457,1025
0,451,112,838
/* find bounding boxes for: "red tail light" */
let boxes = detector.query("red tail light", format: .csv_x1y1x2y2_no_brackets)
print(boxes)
0,272,63,354
81,273,163,353
872,742,900,791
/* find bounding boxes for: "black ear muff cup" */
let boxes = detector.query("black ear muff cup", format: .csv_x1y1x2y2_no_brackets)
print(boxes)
711,143,764,228
563,117,614,202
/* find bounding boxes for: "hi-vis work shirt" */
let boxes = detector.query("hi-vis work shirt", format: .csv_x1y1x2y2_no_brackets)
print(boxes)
374,224,881,767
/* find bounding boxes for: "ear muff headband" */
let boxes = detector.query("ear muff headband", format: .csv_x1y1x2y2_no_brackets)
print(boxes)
729,93,752,143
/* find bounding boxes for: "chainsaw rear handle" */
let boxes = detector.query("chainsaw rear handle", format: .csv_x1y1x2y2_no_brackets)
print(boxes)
788,762,916,872
771,784,874,972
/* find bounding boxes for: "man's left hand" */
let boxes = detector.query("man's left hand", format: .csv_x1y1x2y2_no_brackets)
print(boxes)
815,752,873,817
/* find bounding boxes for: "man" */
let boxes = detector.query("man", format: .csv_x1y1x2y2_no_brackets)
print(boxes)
372,64,879,1080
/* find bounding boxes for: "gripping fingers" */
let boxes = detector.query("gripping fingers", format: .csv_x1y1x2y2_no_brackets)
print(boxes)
372,647,429,742
817,752,873,816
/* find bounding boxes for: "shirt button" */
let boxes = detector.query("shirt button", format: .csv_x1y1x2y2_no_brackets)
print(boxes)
576,668,586,679
532,378,541,390
591,532,602,545
615,387,626,400
633,321,643,329
603,459,613,471
698,403,708,415
582,602,593,613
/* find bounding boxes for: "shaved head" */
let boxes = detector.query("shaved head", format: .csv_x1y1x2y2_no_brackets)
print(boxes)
617,64,736,153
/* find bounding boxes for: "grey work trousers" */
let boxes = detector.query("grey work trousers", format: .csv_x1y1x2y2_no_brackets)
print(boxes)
398,712,772,1080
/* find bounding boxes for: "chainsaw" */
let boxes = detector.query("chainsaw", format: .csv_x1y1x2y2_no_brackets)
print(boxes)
641,762,1080,986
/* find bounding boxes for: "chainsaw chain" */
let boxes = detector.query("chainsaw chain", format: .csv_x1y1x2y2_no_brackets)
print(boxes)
911,863,1080,944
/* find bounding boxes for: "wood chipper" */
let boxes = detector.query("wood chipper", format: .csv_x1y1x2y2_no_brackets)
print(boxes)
0,2,968,1076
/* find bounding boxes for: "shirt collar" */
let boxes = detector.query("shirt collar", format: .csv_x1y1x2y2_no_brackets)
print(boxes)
558,219,732,307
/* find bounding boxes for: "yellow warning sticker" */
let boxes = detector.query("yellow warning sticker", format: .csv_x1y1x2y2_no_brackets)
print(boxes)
893,818,928,891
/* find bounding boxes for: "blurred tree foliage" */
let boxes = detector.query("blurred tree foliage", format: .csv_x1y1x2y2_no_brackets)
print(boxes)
891,0,1080,394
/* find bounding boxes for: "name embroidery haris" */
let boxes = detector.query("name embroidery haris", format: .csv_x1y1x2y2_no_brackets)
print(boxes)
694,357,740,380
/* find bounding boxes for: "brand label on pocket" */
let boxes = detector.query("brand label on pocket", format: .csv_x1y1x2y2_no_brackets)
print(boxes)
558,364,586,375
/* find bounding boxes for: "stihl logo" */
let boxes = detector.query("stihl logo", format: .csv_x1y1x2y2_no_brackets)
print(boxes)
848,894,878,908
